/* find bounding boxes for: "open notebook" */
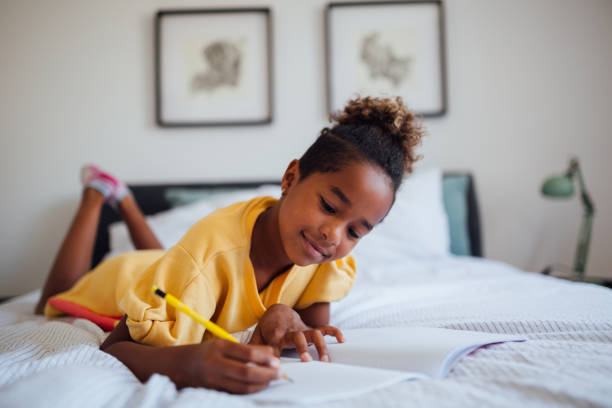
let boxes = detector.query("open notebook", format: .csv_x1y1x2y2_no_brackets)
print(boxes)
246,326,526,404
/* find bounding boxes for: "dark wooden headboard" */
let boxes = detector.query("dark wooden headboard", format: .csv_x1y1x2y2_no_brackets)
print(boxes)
460,173,482,257
92,174,482,268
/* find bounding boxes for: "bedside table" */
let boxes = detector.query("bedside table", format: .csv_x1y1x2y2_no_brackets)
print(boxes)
542,267,612,289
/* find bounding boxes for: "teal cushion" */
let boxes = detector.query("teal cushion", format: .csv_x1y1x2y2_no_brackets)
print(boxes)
442,175,472,256
165,187,239,207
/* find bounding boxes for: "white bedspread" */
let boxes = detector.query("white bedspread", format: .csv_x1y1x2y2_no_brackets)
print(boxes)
1,256,611,408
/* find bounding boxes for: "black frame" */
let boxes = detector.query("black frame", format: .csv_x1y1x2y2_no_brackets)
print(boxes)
325,0,448,117
155,8,274,127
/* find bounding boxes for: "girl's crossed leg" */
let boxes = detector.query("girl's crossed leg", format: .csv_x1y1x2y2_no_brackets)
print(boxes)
35,165,162,314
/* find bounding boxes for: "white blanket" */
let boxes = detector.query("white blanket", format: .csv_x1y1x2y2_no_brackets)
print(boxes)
1,256,611,408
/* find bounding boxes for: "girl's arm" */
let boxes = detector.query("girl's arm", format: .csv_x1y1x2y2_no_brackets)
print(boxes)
101,316,279,394
297,302,330,328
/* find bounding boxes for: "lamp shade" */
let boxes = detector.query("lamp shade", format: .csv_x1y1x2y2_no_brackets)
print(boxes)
541,175,574,198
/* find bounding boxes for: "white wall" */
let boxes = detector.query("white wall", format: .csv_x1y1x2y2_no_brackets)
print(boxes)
1,0,611,297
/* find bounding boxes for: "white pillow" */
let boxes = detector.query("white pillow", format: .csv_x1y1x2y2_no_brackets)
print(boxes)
107,184,281,257
352,167,450,262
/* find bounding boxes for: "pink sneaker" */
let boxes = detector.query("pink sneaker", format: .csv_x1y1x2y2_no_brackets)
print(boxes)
80,164,129,206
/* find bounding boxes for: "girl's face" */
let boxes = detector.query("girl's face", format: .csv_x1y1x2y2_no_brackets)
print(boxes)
278,160,395,266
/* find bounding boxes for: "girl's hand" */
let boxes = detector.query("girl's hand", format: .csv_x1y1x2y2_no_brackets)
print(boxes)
280,325,344,363
249,304,344,362
101,316,279,394
176,339,280,393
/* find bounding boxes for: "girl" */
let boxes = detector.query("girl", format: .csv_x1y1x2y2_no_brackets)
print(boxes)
35,96,424,394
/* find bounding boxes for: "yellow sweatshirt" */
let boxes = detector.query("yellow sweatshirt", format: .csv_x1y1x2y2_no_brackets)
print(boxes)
45,196,355,346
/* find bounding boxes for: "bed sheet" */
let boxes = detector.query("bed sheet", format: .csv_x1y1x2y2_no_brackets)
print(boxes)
1,256,611,408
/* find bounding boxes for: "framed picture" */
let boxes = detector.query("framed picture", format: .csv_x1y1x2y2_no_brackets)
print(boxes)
326,1,447,117
155,8,273,127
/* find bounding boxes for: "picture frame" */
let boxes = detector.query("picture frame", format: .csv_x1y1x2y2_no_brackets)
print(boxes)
155,8,273,127
326,1,447,117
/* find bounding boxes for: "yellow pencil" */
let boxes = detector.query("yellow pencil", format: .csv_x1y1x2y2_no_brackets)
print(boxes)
152,285,235,341
151,285,292,382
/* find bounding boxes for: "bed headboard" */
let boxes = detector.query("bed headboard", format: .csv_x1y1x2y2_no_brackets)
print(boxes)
92,173,482,268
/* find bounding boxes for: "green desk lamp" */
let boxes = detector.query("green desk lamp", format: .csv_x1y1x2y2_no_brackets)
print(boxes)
541,158,595,280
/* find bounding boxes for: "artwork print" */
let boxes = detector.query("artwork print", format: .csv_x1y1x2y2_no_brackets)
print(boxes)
327,1,447,117
156,9,272,126
358,28,419,91
189,38,245,94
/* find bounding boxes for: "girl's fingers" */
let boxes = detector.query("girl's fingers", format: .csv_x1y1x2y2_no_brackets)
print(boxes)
289,331,312,362
221,357,279,386
306,329,330,362
281,326,344,361
269,327,289,347
316,325,344,343
222,341,279,368
214,369,273,394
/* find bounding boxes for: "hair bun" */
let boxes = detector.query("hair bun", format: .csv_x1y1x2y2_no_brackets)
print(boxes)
330,96,424,173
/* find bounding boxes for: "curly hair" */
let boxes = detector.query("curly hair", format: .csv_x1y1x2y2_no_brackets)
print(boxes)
298,96,425,192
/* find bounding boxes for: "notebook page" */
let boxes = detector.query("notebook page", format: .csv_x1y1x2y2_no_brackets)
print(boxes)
245,360,424,404
290,327,525,378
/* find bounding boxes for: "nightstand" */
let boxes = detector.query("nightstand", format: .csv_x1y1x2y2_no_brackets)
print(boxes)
542,266,612,289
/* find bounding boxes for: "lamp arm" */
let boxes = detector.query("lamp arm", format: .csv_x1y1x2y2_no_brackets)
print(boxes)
573,211,594,279
573,161,595,215
569,158,595,278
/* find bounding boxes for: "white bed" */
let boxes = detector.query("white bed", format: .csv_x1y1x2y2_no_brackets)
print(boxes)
2,257,611,407
1,170,611,407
